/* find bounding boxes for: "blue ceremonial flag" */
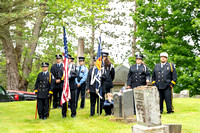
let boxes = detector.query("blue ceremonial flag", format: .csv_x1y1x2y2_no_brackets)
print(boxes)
61,26,71,105
95,35,102,98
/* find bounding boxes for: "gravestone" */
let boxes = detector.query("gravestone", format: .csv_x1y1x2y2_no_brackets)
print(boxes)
132,86,169,133
113,91,136,123
134,86,161,127
113,94,122,117
121,89,134,118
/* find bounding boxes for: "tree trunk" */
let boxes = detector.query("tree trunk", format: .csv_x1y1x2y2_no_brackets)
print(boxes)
132,0,137,57
90,25,95,68
1,26,20,90
19,2,47,91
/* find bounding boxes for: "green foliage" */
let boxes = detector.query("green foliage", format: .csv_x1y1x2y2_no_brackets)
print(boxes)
131,0,200,96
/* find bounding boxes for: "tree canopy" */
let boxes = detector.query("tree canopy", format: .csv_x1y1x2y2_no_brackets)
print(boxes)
131,0,200,96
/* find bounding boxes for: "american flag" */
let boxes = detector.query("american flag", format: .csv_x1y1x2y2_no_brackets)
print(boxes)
60,26,71,105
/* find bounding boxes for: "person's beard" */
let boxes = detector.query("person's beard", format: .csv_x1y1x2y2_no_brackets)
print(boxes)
161,61,166,63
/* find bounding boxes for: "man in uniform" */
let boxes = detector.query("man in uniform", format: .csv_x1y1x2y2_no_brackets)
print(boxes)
127,54,150,88
75,57,88,109
34,62,54,120
86,57,100,116
152,52,177,114
51,54,64,109
127,54,150,115
62,56,77,118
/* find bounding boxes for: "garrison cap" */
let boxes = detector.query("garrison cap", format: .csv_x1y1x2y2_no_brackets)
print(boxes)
78,57,85,62
160,52,168,58
55,54,62,59
41,62,49,67
101,52,109,57
136,54,144,59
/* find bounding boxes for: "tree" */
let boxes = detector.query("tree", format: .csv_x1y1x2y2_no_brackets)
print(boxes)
131,0,200,95
0,0,43,90
0,0,84,91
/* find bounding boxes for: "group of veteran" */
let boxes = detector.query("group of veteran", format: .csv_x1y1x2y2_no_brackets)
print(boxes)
34,51,177,120
34,51,115,119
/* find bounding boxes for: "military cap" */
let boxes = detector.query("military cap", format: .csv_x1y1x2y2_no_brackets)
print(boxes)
93,57,97,61
102,52,109,57
136,54,144,59
41,62,49,67
160,52,168,58
70,57,74,61
55,54,62,59
68,54,71,58
78,57,85,62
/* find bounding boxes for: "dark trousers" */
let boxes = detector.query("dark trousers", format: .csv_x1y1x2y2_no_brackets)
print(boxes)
158,86,174,113
53,87,62,108
62,89,77,117
76,82,86,108
99,92,105,114
37,98,49,119
90,92,99,116
103,104,113,115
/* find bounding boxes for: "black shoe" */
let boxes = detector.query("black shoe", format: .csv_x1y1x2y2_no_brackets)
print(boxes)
71,115,76,118
90,114,94,117
62,115,66,118
160,111,163,114
80,107,84,109
167,111,174,114
51,107,57,109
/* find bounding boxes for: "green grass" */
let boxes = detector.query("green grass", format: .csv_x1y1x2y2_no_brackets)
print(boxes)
0,98,200,133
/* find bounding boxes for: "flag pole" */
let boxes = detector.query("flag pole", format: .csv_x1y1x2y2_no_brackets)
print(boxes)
62,21,71,117
98,29,102,116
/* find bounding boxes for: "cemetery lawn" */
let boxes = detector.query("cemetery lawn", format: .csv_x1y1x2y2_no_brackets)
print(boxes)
0,98,200,133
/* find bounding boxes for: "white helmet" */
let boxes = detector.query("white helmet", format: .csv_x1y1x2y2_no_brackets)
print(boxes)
160,52,168,58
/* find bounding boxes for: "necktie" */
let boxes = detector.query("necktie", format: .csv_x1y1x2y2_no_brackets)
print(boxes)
78,66,81,76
